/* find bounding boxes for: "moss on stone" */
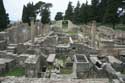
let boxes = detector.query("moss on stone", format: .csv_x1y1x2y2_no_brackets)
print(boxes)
0,67,25,77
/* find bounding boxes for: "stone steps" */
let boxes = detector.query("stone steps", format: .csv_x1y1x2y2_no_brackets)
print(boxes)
6,44,17,53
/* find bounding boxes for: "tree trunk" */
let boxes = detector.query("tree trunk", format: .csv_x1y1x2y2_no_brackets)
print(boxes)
112,23,115,30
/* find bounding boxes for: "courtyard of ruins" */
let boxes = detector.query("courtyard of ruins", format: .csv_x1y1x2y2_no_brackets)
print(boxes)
0,20,124,83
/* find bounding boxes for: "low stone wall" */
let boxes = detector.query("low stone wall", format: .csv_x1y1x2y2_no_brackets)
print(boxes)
1,77,110,83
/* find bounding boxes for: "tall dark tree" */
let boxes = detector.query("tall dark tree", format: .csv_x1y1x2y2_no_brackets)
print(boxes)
22,1,52,24
55,12,63,21
22,5,28,23
22,2,36,25
44,3,52,8
34,1,45,11
73,1,81,24
79,1,92,24
41,3,52,24
34,1,45,17
120,14,125,24
41,8,50,24
6,13,10,25
64,2,74,21
91,0,99,21
103,0,122,29
98,0,108,23
0,0,9,31
119,0,125,24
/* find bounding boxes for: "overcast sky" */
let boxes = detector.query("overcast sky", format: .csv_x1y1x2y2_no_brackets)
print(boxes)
3,0,91,21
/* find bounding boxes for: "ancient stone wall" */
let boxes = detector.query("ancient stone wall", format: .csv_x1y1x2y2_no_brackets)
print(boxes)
0,32,7,50
6,22,46,44
7,24,31,44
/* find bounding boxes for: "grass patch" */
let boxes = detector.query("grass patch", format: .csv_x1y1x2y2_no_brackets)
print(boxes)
97,23,125,31
115,24,125,31
56,55,72,74
57,55,66,61
60,67,72,74
47,65,53,70
122,69,125,74
0,67,25,77
66,31,77,35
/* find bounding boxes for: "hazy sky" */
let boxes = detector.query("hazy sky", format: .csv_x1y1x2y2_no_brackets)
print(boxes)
3,0,91,21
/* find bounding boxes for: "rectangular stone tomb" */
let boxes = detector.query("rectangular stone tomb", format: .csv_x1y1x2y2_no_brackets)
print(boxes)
74,54,90,72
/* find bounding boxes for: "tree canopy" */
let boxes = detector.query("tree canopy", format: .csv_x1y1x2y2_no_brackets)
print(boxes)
55,12,63,21
73,1,81,24
64,2,74,21
22,1,52,25
41,3,52,24
0,0,10,31
22,2,36,25
103,0,122,29
55,0,123,29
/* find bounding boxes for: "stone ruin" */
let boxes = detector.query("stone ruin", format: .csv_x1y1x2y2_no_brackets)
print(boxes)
0,20,124,83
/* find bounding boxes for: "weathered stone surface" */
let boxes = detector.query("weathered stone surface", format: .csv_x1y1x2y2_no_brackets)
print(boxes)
0,32,7,50
1,77,110,83
73,54,90,78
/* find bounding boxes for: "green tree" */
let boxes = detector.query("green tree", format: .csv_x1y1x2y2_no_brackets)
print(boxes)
120,14,125,24
64,2,74,21
22,2,52,24
22,5,28,23
73,1,81,24
22,2,36,25
34,1,45,11
119,1,125,24
91,0,99,21
98,0,108,23
103,0,122,29
41,3,52,24
41,8,50,24
0,0,9,31
79,2,92,24
55,12,63,21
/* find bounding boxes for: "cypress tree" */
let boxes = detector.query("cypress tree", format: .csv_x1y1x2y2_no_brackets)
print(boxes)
119,0,125,24
103,0,122,29
41,8,50,24
22,5,28,23
79,2,92,24
73,1,81,24
98,0,108,23
0,0,9,31
64,2,74,21
22,2,36,25
91,0,99,21
41,3,52,24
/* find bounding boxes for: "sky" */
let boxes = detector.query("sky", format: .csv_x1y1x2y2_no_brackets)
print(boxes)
3,0,91,21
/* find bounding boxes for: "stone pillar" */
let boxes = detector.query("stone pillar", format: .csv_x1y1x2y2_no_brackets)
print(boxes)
13,24,18,44
30,17,35,44
68,20,73,31
91,21,96,48
40,23,43,36
37,23,40,36
97,32,100,49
